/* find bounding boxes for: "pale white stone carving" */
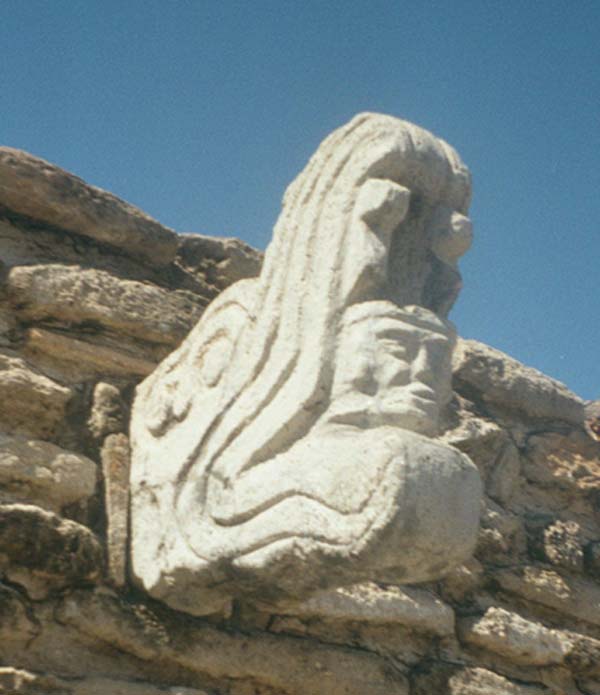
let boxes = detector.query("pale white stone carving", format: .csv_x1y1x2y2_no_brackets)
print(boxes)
130,113,482,615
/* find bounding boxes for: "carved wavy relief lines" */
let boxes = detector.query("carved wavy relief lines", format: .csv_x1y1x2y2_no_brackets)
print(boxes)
203,127,415,490
176,123,429,528
195,140,361,485
222,188,353,477
217,444,410,564
211,453,394,526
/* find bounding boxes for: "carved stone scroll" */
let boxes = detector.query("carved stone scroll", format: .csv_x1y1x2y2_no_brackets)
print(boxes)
130,113,482,615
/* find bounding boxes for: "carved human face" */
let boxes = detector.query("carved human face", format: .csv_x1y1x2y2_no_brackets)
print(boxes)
329,301,455,436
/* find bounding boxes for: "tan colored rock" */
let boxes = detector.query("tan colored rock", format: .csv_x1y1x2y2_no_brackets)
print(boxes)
87,382,125,439
584,400,600,441
477,497,525,564
564,631,600,678
0,305,16,347
487,439,522,505
586,540,600,577
412,665,552,695
7,264,205,346
0,584,40,647
0,147,178,266
440,557,485,602
101,434,130,587
523,431,600,499
543,520,584,572
278,582,455,636
0,504,103,598
0,434,97,512
58,589,409,695
453,339,584,425
446,667,551,694
0,669,210,695
442,405,507,465
497,566,600,627
25,328,158,378
0,350,72,438
0,667,68,694
442,406,522,504
71,680,209,695
177,233,263,291
459,606,572,665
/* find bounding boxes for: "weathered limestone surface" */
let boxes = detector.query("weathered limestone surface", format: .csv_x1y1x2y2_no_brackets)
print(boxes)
0,505,103,598
53,589,409,695
458,607,573,665
496,566,600,627
24,327,159,378
0,668,210,695
7,264,205,346
177,233,262,291
87,382,126,440
453,339,584,425
412,666,553,694
0,147,178,265
0,351,72,438
101,433,130,587
279,582,455,636
131,113,482,614
0,434,97,512
0,119,599,695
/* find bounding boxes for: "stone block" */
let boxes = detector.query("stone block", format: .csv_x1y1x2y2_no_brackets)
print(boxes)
459,606,572,665
87,382,126,439
0,434,97,512
0,350,72,439
496,566,600,627
453,339,584,425
25,328,157,378
58,589,409,695
0,147,178,266
412,665,551,695
101,434,130,587
0,504,103,598
7,264,205,346
278,582,455,636
177,233,262,291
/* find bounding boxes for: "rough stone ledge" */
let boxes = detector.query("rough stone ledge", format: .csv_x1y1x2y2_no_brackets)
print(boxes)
0,667,212,694
0,147,178,266
411,663,553,694
177,233,262,291
56,589,408,695
458,606,573,666
496,566,600,628
453,339,584,426
0,350,72,439
7,264,206,347
274,581,455,637
25,328,158,378
0,434,97,513
0,504,104,599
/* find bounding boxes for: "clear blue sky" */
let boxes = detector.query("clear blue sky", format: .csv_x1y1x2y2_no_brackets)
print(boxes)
3,1,599,400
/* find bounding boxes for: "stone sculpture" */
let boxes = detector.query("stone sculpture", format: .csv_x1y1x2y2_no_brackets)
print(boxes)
130,113,482,615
